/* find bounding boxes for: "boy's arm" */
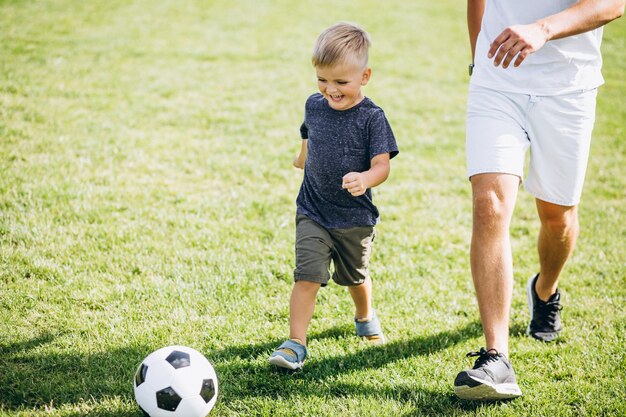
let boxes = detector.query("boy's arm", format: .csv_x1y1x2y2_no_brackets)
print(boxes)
342,153,390,197
468,0,486,63
293,139,308,169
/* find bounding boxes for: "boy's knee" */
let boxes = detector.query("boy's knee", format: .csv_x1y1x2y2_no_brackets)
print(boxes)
294,280,322,291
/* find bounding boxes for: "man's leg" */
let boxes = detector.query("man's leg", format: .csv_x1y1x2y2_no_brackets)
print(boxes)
454,173,523,400
535,200,579,300
456,84,529,400
470,173,520,357
525,199,576,342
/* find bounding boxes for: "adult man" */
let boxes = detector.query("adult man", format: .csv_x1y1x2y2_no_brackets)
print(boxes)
454,0,625,401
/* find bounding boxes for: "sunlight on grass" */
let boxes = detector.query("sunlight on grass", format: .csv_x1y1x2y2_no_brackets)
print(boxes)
1,1,625,416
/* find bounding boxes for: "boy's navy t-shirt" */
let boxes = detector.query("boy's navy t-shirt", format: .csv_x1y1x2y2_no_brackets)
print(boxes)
297,93,399,229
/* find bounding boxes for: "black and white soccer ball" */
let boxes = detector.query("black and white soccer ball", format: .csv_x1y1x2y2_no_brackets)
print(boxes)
134,345,218,417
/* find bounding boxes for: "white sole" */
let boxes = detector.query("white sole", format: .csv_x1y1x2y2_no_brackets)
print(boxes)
454,377,522,400
269,355,303,370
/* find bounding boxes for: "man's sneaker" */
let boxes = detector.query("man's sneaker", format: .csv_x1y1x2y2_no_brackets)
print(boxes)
454,348,522,400
526,273,563,342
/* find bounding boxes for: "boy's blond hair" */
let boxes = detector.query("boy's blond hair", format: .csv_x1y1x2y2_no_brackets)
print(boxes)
312,22,371,68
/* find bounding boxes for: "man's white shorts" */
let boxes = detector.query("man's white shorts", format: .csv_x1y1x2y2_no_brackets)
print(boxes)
466,84,597,206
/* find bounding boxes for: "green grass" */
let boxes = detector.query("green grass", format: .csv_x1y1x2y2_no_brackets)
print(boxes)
1,1,625,416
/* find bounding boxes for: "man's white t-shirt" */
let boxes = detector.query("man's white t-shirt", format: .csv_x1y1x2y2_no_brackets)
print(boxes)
471,0,604,95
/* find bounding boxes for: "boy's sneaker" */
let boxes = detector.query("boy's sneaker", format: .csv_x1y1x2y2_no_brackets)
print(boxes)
454,348,522,400
355,310,386,345
526,273,562,342
269,339,307,370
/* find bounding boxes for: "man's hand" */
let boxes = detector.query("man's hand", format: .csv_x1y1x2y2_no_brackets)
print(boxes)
342,172,368,197
488,22,550,68
487,0,625,69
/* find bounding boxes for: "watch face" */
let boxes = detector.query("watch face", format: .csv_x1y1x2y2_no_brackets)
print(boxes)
469,64,474,76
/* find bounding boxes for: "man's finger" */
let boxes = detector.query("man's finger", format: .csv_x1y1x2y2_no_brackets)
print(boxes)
502,42,526,69
493,39,519,67
513,48,530,67
488,29,512,58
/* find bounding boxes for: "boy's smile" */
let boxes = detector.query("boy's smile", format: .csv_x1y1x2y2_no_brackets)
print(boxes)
316,62,371,111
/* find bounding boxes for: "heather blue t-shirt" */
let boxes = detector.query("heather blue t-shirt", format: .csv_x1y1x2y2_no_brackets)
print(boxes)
297,93,399,229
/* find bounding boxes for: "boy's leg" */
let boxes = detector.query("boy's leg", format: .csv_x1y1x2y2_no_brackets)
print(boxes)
347,276,372,320
348,277,384,344
470,173,519,357
329,226,383,343
289,280,322,345
290,215,333,345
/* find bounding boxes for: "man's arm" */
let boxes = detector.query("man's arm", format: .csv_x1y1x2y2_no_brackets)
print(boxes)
468,0,487,62
489,0,625,68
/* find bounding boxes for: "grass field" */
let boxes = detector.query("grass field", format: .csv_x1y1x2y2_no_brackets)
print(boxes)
1,1,625,416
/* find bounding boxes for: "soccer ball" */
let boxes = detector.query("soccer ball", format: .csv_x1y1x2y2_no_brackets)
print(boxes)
133,345,218,417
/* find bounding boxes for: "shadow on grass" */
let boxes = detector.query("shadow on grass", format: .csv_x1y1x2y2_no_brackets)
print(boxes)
211,320,491,415
0,321,496,416
0,332,148,416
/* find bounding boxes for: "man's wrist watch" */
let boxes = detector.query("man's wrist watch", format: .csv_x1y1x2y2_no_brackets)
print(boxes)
469,63,475,76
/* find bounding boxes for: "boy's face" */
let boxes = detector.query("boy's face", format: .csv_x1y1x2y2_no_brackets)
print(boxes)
316,62,371,111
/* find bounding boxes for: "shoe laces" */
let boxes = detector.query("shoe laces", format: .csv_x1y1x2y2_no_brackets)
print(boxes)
467,348,500,369
534,293,562,327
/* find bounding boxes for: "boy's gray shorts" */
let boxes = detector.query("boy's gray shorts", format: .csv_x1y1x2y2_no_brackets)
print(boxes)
294,214,375,286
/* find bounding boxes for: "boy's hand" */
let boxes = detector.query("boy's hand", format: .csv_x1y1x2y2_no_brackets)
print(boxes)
293,139,308,169
342,172,368,196
293,155,305,169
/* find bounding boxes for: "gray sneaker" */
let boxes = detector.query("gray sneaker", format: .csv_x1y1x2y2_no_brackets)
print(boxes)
454,348,522,400
526,273,563,342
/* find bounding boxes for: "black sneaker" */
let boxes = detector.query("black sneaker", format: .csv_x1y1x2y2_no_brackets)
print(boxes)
526,273,562,342
454,348,522,400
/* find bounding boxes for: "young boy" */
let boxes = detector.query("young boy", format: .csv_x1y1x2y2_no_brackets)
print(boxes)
269,22,399,370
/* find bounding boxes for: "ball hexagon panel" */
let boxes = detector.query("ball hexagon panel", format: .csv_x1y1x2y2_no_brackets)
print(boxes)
169,366,203,399
143,358,176,392
175,395,213,417
134,380,158,416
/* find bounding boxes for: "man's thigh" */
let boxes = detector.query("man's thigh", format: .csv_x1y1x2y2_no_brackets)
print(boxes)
525,89,597,206
466,85,529,180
